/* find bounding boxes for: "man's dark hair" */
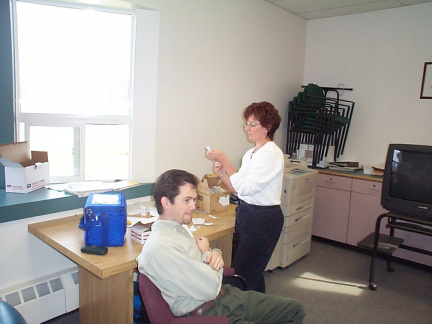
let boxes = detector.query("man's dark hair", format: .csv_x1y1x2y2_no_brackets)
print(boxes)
153,169,199,214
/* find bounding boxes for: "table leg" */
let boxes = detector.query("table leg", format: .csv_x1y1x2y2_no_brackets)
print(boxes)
210,234,233,267
79,267,134,324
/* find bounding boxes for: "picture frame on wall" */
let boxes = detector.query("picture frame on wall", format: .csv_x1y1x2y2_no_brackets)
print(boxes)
420,62,432,99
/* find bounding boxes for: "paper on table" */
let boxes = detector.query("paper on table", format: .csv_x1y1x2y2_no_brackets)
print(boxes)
184,224,196,236
363,163,385,176
127,216,158,227
328,165,363,172
128,201,158,217
188,225,198,233
46,180,139,197
193,218,205,225
372,163,385,171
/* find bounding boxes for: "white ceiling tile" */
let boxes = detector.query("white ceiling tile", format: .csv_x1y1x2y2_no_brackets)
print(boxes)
399,0,432,4
299,2,398,19
271,0,387,14
265,0,432,19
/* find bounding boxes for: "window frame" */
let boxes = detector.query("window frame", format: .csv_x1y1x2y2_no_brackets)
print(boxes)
12,0,136,183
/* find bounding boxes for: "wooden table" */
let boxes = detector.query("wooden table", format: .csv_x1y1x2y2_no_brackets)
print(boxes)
28,204,236,324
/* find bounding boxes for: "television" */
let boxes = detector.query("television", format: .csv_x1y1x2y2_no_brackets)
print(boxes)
381,144,432,220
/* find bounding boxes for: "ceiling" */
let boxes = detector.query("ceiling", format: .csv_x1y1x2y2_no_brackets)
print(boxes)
265,0,432,19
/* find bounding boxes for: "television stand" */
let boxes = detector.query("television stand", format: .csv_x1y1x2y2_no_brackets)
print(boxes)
357,212,432,290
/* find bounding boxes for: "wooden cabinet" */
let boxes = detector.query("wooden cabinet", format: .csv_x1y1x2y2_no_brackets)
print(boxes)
347,179,388,245
313,171,432,267
313,173,386,245
312,174,352,242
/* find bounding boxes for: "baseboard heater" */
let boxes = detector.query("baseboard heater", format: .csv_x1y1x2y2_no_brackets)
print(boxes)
0,266,79,324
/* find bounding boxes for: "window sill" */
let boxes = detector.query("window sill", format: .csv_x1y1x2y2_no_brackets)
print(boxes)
0,183,153,223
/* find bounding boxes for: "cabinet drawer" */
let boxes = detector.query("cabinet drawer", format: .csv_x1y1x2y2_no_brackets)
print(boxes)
282,221,311,244
284,205,313,228
352,179,382,196
280,231,311,267
316,174,352,191
282,197,314,218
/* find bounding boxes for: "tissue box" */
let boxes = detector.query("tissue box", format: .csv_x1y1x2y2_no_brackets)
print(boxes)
131,222,152,244
196,174,230,213
0,141,49,193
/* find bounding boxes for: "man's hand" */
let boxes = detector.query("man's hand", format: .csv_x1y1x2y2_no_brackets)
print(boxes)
196,237,224,270
205,250,224,271
196,236,210,252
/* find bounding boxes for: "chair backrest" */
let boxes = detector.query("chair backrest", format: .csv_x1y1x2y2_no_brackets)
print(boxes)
138,273,174,324
138,272,232,324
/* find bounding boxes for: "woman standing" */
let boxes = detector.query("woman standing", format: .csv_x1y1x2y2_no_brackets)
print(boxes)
206,101,284,293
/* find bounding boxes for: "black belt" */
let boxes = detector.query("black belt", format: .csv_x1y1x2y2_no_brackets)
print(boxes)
239,199,251,206
238,199,279,209
189,285,226,316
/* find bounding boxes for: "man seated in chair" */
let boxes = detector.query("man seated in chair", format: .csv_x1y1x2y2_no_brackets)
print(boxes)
136,169,305,323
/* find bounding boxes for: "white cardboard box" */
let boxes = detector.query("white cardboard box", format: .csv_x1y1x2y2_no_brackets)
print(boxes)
196,174,230,213
296,143,334,168
0,142,49,193
131,222,152,244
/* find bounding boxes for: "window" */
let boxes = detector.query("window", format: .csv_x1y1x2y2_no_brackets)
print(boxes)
13,0,134,182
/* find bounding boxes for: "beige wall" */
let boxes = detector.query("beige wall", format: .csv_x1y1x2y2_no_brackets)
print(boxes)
5,0,431,294
304,2,432,167
0,0,307,291
131,0,306,181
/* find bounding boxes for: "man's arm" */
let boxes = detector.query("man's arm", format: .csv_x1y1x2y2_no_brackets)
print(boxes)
196,236,224,270
205,249,224,270
146,244,223,300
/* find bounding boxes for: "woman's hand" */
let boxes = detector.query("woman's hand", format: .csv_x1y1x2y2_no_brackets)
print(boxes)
206,149,228,165
206,148,238,194
214,161,225,176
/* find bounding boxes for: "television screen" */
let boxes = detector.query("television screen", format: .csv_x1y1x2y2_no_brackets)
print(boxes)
389,149,432,204
382,144,432,219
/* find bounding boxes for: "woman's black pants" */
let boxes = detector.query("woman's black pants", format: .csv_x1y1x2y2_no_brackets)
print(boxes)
230,203,284,293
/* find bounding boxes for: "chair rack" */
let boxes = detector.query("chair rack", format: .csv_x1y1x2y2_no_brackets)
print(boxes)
287,84,355,168
301,85,353,100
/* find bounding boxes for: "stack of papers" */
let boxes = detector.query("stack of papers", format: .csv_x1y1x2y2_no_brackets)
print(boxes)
128,216,158,227
363,163,385,176
129,214,157,244
46,180,139,197
328,162,363,172
130,220,155,244
127,201,158,217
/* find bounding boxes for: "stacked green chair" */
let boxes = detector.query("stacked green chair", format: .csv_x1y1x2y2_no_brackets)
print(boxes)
286,83,354,168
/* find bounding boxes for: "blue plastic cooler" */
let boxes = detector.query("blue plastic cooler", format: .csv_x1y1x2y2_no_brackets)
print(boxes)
79,192,127,247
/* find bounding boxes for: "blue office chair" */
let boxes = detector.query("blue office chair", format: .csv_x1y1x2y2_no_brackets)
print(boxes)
0,301,27,324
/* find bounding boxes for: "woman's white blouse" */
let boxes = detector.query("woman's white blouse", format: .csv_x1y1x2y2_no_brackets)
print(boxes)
230,141,284,206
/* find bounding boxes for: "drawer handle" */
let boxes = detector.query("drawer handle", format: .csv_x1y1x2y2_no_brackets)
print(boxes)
368,187,380,192
293,240,304,248
295,214,311,222
295,204,312,212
